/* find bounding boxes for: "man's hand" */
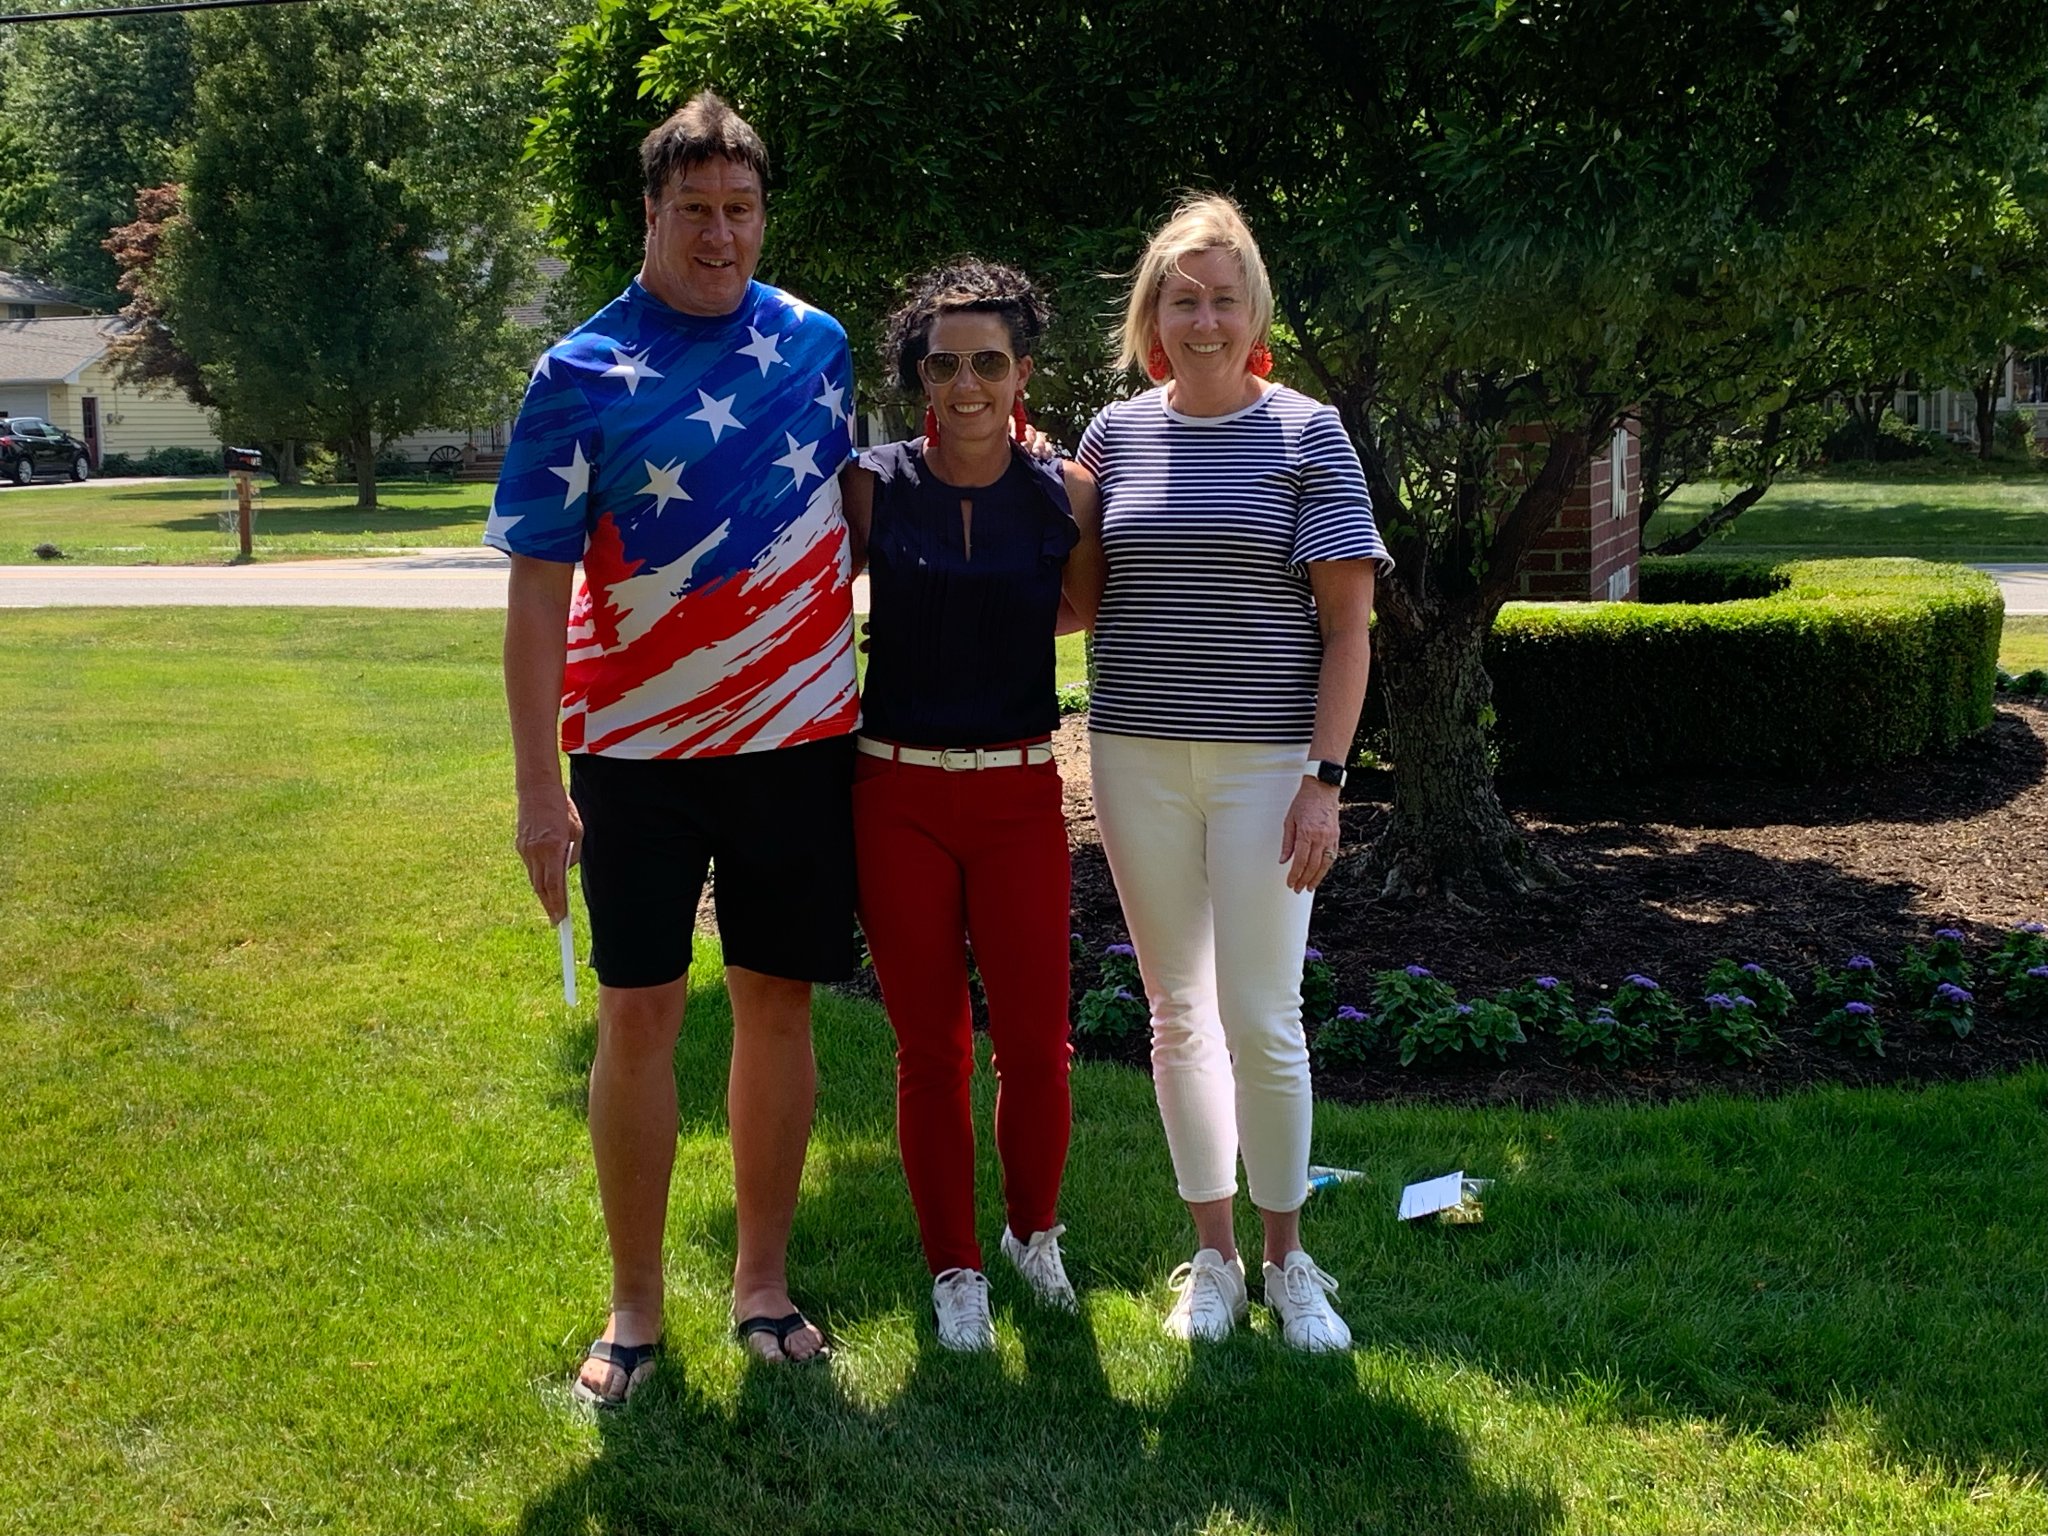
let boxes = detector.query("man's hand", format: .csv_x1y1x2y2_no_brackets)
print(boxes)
1279,778,1342,894
516,784,584,925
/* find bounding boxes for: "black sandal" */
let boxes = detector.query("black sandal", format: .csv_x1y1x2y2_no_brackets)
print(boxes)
734,1310,831,1363
571,1337,661,1408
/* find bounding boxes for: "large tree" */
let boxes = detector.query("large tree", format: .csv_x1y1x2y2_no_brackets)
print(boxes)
535,0,2048,898
161,5,534,508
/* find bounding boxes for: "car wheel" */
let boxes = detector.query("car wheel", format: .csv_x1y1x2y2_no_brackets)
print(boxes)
69,454,89,482
9,458,31,487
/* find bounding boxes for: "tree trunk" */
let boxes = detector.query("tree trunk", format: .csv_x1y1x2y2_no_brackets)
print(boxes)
1973,371,1998,460
1849,391,1885,459
1361,606,1567,904
352,432,377,510
266,438,300,486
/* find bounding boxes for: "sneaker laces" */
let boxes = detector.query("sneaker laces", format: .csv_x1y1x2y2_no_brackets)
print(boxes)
1014,1223,1066,1281
1278,1256,1340,1310
1168,1253,1229,1306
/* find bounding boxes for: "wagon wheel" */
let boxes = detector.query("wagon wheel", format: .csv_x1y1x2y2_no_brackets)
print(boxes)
426,445,464,479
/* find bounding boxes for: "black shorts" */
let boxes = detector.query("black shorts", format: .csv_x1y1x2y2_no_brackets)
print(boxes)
569,735,858,990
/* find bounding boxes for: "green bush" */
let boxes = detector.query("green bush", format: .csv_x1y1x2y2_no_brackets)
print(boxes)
1396,998,1524,1067
1555,1003,1658,1064
1488,558,2003,779
1998,409,2036,460
1311,1005,1380,1068
97,446,222,477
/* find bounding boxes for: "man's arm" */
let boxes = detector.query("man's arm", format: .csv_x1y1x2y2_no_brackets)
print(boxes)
504,553,583,923
838,461,874,575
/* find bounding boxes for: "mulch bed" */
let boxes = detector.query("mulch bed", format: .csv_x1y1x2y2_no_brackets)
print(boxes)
1050,700,2048,1109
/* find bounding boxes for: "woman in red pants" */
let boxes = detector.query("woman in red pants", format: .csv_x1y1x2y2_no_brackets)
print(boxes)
841,260,1102,1350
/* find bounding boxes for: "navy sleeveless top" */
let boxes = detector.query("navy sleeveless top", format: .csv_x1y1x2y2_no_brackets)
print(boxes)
859,439,1080,748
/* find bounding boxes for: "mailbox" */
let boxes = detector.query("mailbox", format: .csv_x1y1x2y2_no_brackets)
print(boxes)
223,446,264,473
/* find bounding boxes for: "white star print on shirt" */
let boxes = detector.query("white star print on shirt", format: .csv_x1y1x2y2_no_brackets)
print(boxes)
689,389,745,443
484,505,523,542
603,347,664,396
813,375,847,427
532,352,552,381
736,325,786,377
639,457,690,515
549,442,591,507
772,432,822,490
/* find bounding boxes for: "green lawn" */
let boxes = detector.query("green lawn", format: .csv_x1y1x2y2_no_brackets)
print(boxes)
0,477,492,564
2004,616,2048,673
1658,466,2048,560
5,609,2048,1534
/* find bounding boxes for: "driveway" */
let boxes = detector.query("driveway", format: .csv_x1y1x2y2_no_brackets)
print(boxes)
0,545,877,612
1974,564,2048,615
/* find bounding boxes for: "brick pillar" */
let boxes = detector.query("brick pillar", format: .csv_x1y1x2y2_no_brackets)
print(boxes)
1511,420,1641,601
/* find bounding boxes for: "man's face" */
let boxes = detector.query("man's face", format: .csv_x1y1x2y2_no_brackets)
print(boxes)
641,157,765,318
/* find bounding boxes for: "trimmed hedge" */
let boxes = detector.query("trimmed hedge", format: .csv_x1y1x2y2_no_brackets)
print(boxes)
1486,558,2003,779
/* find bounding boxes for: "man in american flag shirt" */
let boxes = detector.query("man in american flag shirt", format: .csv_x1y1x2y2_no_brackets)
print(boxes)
493,90,857,1405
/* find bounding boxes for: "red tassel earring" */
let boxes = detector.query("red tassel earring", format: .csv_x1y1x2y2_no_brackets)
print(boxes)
1146,339,1170,382
1011,399,1029,442
922,405,940,446
1248,342,1273,378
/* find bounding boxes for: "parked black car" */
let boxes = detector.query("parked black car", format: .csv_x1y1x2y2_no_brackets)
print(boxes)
0,417,91,485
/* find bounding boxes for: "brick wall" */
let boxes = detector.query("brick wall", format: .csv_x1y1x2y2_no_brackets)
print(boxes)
1513,419,1640,601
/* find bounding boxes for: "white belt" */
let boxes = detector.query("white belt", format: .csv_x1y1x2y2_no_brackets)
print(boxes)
856,734,1053,771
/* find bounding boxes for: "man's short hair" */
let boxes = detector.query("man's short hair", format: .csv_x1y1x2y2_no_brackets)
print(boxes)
640,89,770,203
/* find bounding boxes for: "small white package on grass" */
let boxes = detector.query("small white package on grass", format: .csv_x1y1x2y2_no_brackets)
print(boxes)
1398,1170,1492,1225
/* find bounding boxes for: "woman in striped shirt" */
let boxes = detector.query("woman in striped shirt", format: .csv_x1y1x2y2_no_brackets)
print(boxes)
1077,194,1392,1351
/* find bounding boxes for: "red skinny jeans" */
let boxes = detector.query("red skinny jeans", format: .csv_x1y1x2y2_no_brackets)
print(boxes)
852,748,1073,1275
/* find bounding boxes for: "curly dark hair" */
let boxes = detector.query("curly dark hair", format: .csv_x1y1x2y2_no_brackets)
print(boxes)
880,259,1051,393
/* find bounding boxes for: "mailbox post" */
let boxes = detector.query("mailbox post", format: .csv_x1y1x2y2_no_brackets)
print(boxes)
223,447,263,559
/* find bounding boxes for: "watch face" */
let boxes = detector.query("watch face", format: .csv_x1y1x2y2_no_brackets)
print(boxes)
1316,760,1346,787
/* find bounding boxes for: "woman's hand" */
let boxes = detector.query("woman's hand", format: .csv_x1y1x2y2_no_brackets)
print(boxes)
1279,778,1342,893
1022,424,1062,462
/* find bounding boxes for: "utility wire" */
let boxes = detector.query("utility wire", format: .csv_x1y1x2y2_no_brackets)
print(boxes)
0,0,323,24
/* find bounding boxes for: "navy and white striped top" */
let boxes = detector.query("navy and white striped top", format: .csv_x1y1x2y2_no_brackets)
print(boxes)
1078,384,1394,742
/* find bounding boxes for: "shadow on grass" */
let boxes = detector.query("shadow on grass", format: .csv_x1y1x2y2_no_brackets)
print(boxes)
157,507,488,537
517,1309,1560,1536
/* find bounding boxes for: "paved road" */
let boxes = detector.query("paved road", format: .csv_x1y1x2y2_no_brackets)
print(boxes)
0,546,2035,613
0,545,879,612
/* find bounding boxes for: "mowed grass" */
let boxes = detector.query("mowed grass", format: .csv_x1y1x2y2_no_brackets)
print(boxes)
1659,466,2048,560
2005,616,2048,672
0,478,492,564
5,610,2048,1535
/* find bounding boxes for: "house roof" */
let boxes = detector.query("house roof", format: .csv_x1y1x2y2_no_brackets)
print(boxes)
0,269,92,308
0,316,129,385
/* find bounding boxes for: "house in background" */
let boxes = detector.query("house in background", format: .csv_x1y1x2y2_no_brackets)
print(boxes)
0,269,97,321
0,314,219,465
1510,421,1642,603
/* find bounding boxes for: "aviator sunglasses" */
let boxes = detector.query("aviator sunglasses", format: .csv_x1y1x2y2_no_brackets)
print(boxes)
919,348,1016,385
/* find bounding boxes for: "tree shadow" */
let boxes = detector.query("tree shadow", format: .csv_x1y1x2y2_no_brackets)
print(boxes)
157,507,488,537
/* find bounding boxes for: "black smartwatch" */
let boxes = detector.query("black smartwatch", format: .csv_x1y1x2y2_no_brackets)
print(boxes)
1308,758,1347,789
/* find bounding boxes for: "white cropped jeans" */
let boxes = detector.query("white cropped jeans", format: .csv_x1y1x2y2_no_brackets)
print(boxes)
1090,732,1316,1212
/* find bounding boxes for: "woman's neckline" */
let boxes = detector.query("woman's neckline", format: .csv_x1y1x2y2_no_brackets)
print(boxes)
1159,379,1279,426
917,437,1021,491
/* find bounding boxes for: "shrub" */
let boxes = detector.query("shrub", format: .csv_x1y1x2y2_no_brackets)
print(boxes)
1813,999,1885,1056
1300,948,1338,1030
1998,409,2037,460
1703,959,1795,1030
1898,928,1973,1008
1916,981,1976,1039
1556,1003,1658,1064
1370,966,1458,1038
1496,975,1579,1034
97,445,222,477
1812,954,1886,1011
1997,667,2048,697
1822,410,1934,462
1076,986,1147,1041
1611,973,1688,1041
2004,966,2048,1021
1312,1005,1380,1068
1986,923,2048,997
1487,559,2003,780
1055,681,1090,715
1396,998,1524,1067
1678,991,1781,1064
1096,943,1141,994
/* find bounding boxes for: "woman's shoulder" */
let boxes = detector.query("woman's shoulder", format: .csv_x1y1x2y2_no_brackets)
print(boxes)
857,438,927,484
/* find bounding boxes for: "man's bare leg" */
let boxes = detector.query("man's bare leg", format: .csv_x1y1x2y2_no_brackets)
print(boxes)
726,964,824,1361
577,974,689,1398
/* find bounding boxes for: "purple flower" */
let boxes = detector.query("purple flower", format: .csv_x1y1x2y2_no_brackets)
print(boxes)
1733,994,1756,1009
1455,1004,1473,1016
1113,988,1134,1001
1534,976,1560,991
2027,965,2048,979
1706,992,1734,1009
1847,955,1876,971
1303,947,1323,963
1741,963,1765,976
2019,922,2046,935
1625,974,1658,990
1845,1001,1874,1016
1104,943,1136,958
1934,983,1973,1004
1335,1005,1368,1023
1405,964,1434,979
1935,928,1965,943
1069,932,1082,945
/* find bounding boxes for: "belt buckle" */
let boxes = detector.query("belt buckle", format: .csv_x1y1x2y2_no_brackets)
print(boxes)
939,748,981,772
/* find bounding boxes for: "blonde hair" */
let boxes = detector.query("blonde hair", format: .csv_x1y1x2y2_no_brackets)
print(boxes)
1114,192,1275,376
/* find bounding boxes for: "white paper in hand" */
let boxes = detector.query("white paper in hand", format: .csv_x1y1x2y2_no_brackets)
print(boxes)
558,914,577,1008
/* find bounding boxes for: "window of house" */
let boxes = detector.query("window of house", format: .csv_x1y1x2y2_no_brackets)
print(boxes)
1609,427,1628,519
7,305,34,321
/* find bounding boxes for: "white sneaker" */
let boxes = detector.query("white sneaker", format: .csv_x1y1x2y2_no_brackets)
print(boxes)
932,1267,995,1351
1262,1249,1353,1353
1001,1224,1077,1311
1163,1248,1248,1341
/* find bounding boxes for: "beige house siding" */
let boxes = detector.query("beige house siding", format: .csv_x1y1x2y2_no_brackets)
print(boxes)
48,362,218,459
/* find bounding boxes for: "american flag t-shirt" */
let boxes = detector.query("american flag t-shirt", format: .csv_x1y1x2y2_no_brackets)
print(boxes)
486,279,860,759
